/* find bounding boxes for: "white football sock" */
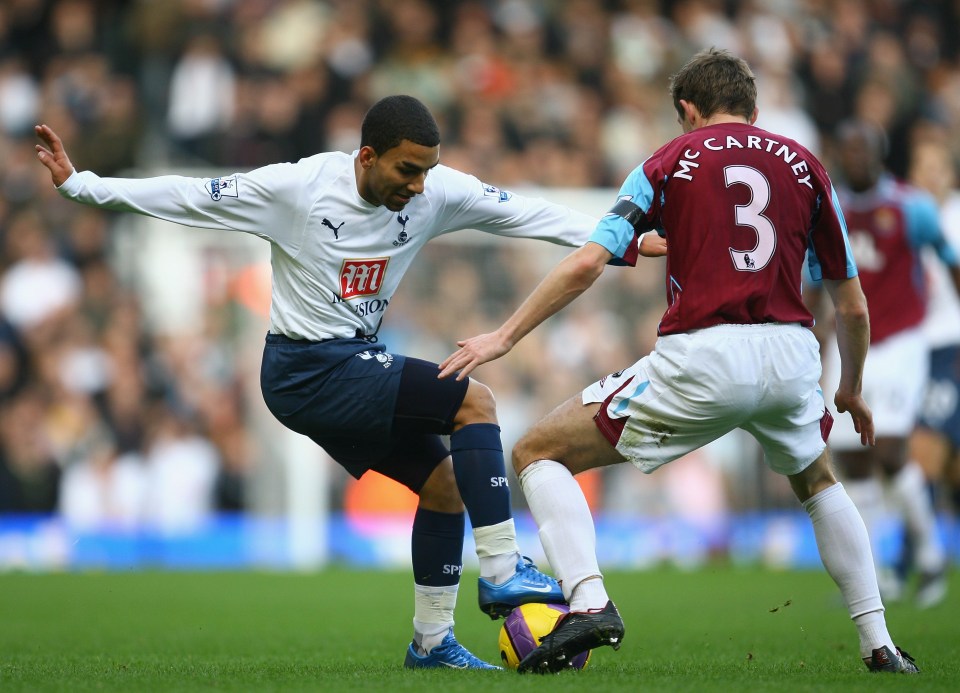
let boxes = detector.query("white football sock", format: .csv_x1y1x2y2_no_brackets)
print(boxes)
519,459,606,609
413,584,457,654
887,462,945,573
803,483,894,659
842,476,885,569
474,519,521,583
570,576,609,612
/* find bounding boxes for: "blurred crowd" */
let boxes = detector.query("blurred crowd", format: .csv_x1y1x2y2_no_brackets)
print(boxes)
2,0,960,532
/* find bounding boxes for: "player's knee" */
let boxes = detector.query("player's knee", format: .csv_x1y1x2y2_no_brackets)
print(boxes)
511,444,527,477
511,431,543,476
835,449,873,479
875,437,909,478
453,379,497,428
789,452,837,502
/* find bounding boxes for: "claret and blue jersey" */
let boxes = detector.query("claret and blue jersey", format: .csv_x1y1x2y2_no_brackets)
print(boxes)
834,174,960,344
590,122,858,336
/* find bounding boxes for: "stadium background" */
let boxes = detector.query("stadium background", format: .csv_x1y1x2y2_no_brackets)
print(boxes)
0,0,958,571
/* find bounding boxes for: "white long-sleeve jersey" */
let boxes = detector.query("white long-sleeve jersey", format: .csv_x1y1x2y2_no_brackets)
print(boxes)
58,152,598,340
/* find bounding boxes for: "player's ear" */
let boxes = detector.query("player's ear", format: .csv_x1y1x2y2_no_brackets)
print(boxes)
679,99,699,129
749,107,759,125
357,145,378,169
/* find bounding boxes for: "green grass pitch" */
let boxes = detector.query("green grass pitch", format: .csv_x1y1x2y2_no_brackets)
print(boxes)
1,567,957,691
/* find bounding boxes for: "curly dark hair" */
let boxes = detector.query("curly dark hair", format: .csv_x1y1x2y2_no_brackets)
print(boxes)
360,95,440,154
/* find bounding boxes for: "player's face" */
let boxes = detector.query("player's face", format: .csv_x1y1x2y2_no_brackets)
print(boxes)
357,140,440,212
909,143,955,198
837,133,881,192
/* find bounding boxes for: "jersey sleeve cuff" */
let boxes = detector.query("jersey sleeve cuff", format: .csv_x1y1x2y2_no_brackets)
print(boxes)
589,216,638,266
56,169,82,197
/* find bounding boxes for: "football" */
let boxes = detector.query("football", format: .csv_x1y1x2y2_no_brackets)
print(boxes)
498,603,591,670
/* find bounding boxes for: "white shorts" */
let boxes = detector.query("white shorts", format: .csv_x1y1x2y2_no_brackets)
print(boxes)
823,326,929,450
582,323,829,476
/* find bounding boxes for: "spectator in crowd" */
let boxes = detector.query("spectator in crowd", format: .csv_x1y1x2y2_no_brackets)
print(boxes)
0,317,28,402
0,388,61,513
59,430,146,531
166,33,236,164
0,208,81,333
141,407,221,535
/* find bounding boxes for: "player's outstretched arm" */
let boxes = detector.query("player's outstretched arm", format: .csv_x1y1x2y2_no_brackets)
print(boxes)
34,124,75,187
823,276,875,446
438,241,613,381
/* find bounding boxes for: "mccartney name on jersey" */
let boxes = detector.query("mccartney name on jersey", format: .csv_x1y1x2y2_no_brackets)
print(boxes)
674,134,815,189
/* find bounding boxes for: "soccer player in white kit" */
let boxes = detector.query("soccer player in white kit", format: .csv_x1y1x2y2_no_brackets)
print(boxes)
441,49,918,674
35,95,600,669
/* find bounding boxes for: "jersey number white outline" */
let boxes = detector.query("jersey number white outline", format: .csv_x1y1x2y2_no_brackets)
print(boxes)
724,165,776,272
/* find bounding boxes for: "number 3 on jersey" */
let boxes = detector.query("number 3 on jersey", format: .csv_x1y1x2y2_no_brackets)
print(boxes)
725,165,776,272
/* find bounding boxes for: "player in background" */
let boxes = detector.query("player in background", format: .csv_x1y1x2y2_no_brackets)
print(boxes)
34,95,607,670
440,48,918,674
906,137,960,605
808,121,960,608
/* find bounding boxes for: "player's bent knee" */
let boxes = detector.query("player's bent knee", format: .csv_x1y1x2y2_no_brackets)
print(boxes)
453,379,497,428
512,433,546,476
834,449,873,479
789,452,837,503
874,438,909,477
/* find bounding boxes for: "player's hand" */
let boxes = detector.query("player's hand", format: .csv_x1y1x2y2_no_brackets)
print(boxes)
638,232,667,257
34,124,75,187
834,391,875,446
438,331,512,381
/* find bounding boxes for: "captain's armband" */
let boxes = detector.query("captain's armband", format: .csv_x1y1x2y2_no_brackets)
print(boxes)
607,198,646,232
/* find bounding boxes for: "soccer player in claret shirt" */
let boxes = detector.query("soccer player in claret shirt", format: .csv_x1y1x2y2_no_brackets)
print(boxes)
441,48,918,674
35,95,616,670
808,120,960,608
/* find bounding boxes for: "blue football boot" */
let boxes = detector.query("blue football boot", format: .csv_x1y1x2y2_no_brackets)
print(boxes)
403,629,501,670
478,555,565,619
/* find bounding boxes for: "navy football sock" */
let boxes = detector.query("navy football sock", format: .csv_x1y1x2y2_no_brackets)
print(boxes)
450,423,512,529
412,508,464,587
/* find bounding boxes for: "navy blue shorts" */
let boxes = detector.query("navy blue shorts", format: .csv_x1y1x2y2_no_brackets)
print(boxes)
917,345,960,448
260,334,469,492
